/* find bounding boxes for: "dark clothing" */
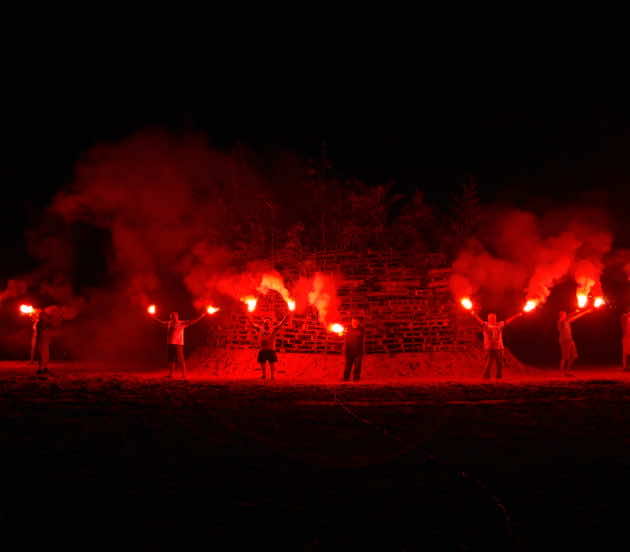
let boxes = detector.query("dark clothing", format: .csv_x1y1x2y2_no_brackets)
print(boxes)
344,327,365,356
167,344,185,364
344,354,363,381
482,350,504,379
35,316,52,370
257,349,278,363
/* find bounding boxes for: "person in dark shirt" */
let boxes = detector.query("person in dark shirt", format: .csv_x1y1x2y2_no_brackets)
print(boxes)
34,312,53,375
343,318,365,381
248,314,288,380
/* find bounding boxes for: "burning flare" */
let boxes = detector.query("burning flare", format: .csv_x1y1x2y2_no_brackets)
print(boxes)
594,297,605,308
147,304,156,315
577,294,588,309
19,304,35,315
242,296,258,312
206,305,220,314
523,300,538,313
460,297,473,311
287,299,296,312
329,323,345,335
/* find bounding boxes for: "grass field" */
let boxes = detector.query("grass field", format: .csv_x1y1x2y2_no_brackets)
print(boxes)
2,361,630,550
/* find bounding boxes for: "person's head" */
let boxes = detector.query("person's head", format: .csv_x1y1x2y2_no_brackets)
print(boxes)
262,317,271,330
351,318,360,328
559,311,567,321
487,313,497,324
169,312,179,322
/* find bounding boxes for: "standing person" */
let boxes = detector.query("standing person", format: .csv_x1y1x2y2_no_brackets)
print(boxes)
34,311,52,376
152,311,206,378
558,308,594,376
621,310,630,371
248,314,287,380
469,311,523,379
343,318,365,382
29,310,40,364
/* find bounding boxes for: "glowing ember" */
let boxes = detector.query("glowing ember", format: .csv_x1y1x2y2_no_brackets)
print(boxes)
206,305,220,314
242,296,258,312
287,299,296,312
329,323,345,335
19,304,35,315
577,294,588,309
147,304,156,315
460,297,473,310
594,297,605,308
523,300,538,312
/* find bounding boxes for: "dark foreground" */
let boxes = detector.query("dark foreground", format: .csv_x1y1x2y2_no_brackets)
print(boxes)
2,362,630,551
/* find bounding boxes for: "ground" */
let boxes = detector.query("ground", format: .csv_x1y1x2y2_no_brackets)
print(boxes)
2,361,630,550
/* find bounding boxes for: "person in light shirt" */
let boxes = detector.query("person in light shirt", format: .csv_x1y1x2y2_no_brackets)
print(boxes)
152,310,206,378
557,308,594,377
468,310,523,379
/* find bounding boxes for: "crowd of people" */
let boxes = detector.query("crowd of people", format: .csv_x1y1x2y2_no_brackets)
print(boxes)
21,304,630,381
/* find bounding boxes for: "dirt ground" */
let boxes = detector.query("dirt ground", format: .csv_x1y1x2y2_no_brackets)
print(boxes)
2,361,630,551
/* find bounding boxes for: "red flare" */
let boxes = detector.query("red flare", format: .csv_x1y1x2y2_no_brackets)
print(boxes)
287,299,296,312
206,305,220,314
523,300,538,312
460,297,473,310
147,304,156,315
577,294,588,309
329,323,345,335
19,304,35,315
594,297,605,308
242,296,257,312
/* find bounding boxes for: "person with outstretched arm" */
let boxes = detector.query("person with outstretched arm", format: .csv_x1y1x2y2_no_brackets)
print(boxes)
468,310,523,379
557,308,594,376
343,318,365,382
247,313,288,380
151,310,206,378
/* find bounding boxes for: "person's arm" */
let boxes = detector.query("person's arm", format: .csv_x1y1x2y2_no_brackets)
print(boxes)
185,312,207,327
246,313,262,331
568,307,594,323
274,314,288,330
504,312,524,326
152,316,169,326
469,311,484,325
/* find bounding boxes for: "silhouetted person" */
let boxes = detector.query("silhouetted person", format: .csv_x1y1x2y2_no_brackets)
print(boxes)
152,311,206,378
248,314,287,380
29,311,39,364
343,318,365,381
469,311,523,379
34,311,52,375
621,310,630,371
558,308,593,376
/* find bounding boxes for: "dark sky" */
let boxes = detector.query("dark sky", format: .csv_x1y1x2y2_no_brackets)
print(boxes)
3,91,630,273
